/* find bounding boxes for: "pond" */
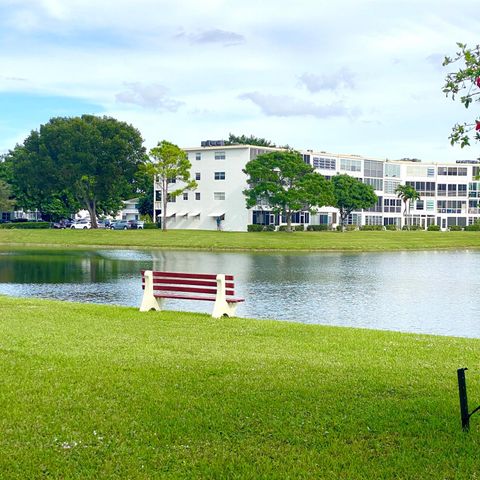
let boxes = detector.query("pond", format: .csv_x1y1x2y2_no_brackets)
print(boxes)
0,249,479,338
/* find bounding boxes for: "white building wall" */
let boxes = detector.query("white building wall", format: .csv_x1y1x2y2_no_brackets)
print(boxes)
155,146,276,231
152,143,480,231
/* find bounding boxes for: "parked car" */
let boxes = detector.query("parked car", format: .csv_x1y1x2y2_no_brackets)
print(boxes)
96,220,111,229
128,220,144,229
110,220,129,230
51,219,74,229
70,220,91,229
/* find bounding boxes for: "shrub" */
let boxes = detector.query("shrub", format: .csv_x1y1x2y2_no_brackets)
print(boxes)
449,225,462,231
0,222,50,229
264,224,276,232
360,225,383,231
465,222,480,231
306,224,330,231
427,224,441,231
402,225,423,231
336,225,358,231
247,224,264,232
278,225,301,232
143,223,158,229
385,224,397,231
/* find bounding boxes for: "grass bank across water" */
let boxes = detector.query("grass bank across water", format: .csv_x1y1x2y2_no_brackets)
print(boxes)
1,229,480,252
0,296,479,478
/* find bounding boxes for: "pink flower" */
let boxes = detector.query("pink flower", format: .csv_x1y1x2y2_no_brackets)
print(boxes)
476,77,480,88
476,121,480,131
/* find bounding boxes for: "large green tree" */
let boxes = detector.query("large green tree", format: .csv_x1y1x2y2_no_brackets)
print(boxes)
331,174,377,231
225,133,276,147
395,184,420,229
243,150,333,232
4,115,146,227
148,140,197,231
443,43,480,147
0,180,14,212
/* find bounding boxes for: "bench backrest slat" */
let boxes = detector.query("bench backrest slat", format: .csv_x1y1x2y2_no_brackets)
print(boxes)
141,270,236,297
143,278,234,289
153,285,235,296
144,271,234,281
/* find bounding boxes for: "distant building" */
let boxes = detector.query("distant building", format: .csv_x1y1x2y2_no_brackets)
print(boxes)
118,198,140,221
151,142,480,231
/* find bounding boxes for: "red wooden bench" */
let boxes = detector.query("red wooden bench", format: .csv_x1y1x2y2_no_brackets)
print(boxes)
140,270,245,318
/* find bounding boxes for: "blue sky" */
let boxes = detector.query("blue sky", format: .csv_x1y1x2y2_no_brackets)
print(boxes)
0,0,479,162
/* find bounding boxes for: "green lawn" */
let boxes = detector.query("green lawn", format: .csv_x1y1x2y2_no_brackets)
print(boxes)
1,228,480,252
0,296,479,479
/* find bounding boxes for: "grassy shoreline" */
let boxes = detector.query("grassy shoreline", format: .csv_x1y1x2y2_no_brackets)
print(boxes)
1,295,479,478
1,228,480,252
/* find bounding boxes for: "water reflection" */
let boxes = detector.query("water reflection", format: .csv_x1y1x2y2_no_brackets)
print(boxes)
0,249,479,338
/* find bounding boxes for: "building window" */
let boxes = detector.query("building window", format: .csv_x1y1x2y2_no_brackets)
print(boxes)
384,179,400,194
167,194,176,203
383,198,401,213
427,167,435,177
345,213,361,225
214,192,225,200
415,200,424,210
365,196,383,213
195,172,201,181
458,184,467,196
448,184,457,197
214,171,225,180
183,192,188,201
385,163,400,178
406,181,436,196
195,192,201,200
195,152,201,161
437,184,446,196
363,177,383,190
215,151,226,160
469,182,480,197
302,154,311,165
364,160,383,178
438,166,468,176
340,158,361,172
365,215,383,225
313,157,336,170
406,166,428,177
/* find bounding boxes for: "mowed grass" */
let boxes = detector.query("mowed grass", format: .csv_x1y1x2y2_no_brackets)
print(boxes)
1,296,479,478
1,228,480,251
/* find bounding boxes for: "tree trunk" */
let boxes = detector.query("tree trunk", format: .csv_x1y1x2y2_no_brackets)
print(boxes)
286,211,293,232
340,210,347,232
162,178,168,231
84,198,97,228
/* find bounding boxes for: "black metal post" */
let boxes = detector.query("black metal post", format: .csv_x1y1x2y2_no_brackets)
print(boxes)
457,368,470,431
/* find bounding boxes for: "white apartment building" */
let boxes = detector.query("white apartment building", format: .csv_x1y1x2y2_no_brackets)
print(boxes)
153,141,480,231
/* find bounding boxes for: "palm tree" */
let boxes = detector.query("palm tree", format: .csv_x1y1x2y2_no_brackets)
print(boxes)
395,184,420,229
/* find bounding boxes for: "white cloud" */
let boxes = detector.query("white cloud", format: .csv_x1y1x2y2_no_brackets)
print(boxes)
115,83,184,111
177,28,245,46
239,92,355,119
299,69,355,93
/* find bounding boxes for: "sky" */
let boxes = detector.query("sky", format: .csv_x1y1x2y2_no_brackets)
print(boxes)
0,0,479,163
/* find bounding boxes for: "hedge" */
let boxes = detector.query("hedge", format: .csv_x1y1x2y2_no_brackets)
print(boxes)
306,224,330,231
0,222,51,229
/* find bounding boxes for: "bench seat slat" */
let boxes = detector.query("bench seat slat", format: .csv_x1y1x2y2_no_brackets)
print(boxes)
154,292,245,303
151,285,235,296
